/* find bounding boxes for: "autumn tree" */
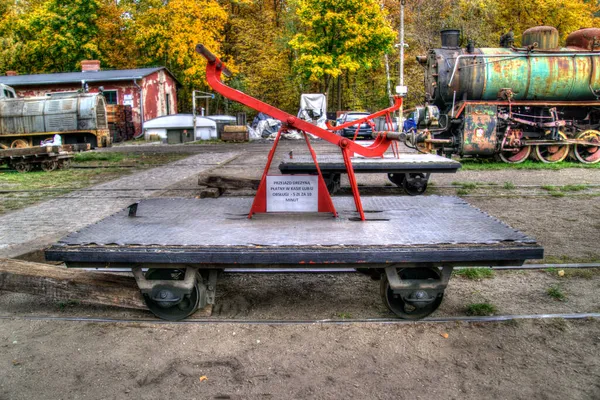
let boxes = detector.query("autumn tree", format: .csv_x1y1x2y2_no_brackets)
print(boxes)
0,0,133,74
223,0,300,113
289,0,396,96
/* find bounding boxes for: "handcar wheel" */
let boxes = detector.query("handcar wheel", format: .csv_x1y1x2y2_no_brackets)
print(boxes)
41,160,58,172
571,130,600,164
402,173,428,196
387,173,405,187
380,267,444,320
143,268,201,321
14,162,31,173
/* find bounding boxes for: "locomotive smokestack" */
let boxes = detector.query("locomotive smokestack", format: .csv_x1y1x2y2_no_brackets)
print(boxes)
441,29,460,48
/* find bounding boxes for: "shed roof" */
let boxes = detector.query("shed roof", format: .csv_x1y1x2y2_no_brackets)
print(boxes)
0,67,181,87
144,114,216,129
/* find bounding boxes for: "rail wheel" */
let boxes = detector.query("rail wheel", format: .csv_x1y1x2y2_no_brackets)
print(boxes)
13,162,32,173
387,173,405,187
498,146,531,164
143,269,201,321
534,132,569,163
57,159,71,169
41,160,58,172
10,139,29,148
402,173,428,196
571,130,600,164
323,173,341,194
380,267,444,319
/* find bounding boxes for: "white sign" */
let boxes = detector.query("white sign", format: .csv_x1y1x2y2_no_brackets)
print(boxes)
266,175,318,212
123,94,133,107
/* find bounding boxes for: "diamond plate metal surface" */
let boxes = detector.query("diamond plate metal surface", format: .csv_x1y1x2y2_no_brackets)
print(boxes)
279,154,461,173
57,196,535,247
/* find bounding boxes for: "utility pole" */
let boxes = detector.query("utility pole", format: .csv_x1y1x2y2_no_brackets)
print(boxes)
192,90,214,140
397,0,407,131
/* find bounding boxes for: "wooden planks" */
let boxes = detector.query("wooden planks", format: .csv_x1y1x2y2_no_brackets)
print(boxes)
0,258,146,309
0,258,213,317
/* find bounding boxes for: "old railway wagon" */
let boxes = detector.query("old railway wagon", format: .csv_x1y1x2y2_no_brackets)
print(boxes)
412,26,600,163
0,84,110,149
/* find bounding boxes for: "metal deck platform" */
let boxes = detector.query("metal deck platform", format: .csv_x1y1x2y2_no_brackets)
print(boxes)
46,197,542,266
279,153,461,175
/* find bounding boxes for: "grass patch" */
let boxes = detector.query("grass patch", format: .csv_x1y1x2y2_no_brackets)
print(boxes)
560,184,588,192
186,139,224,145
73,152,125,162
56,299,80,310
336,312,352,319
0,151,190,215
456,188,470,195
466,302,497,316
562,268,600,279
550,191,566,197
451,181,479,189
503,182,515,190
547,285,566,301
454,268,494,280
459,158,600,171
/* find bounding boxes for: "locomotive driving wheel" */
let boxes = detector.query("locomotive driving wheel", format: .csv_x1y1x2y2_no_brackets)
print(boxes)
143,268,202,321
498,146,531,163
534,132,570,163
571,130,600,164
498,129,530,163
10,139,29,148
380,267,444,320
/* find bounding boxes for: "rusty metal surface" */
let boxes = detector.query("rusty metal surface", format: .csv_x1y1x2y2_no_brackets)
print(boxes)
0,94,106,135
462,105,497,155
428,46,600,108
522,26,559,49
567,28,600,51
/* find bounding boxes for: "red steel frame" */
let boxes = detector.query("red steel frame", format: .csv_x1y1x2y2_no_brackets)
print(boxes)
196,45,403,221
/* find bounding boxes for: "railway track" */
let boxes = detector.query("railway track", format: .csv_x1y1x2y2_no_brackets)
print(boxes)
1,312,598,326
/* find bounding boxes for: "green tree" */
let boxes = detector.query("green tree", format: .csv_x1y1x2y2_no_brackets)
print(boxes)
289,0,396,93
0,0,133,73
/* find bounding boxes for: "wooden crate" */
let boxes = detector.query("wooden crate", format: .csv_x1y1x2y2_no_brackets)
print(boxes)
221,125,249,142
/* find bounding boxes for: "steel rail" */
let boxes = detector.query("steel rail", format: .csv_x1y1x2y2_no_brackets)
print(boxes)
2,184,600,194
82,263,600,274
0,313,597,326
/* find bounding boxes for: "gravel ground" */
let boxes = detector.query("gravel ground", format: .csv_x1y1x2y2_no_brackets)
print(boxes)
1,141,599,399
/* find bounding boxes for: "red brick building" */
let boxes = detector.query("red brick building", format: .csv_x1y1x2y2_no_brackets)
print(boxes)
0,61,180,137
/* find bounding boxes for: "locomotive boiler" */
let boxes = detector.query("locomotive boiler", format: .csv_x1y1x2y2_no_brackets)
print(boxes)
413,26,600,163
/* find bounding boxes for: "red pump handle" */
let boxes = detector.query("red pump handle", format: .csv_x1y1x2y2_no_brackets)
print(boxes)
195,44,402,158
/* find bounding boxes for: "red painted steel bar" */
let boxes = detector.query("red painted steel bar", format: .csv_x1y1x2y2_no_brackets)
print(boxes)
196,44,403,220
195,44,401,158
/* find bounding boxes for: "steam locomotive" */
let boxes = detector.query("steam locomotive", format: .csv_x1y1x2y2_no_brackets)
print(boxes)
411,26,600,163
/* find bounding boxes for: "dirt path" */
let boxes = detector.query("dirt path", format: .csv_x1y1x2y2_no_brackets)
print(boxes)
1,141,600,399
0,318,598,399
